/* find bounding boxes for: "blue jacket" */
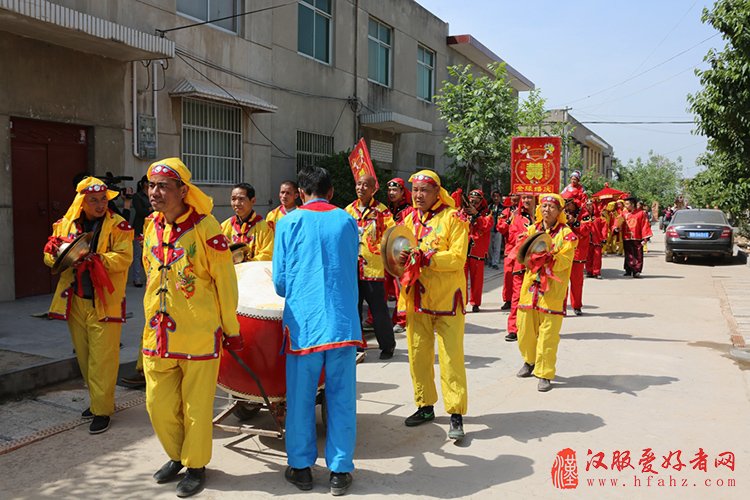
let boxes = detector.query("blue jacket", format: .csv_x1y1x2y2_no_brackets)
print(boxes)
272,198,361,354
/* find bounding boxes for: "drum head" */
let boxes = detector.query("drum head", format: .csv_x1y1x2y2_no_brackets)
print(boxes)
235,261,284,319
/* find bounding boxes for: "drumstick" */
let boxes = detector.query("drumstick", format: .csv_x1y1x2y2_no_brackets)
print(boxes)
264,267,273,280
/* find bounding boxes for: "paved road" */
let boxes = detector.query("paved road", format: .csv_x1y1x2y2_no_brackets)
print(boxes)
1,232,749,499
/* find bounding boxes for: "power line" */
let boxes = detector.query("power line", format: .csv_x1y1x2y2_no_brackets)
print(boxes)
578,121,694,124
175,52,296,159
156,2,297,36
560,33,719,106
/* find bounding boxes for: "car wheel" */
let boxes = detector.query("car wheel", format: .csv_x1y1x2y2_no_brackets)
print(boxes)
665,250,673,262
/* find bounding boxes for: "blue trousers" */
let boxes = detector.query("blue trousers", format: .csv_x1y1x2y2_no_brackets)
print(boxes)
285,346,356,472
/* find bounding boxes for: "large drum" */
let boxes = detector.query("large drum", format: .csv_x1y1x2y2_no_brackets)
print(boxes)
217,261,323,403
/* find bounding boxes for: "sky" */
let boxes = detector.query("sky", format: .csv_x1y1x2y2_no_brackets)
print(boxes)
417,0,721,178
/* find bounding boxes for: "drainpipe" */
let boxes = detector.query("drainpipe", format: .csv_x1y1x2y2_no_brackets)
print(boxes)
153,61,159,156
353,0,359,142
132,61,139,157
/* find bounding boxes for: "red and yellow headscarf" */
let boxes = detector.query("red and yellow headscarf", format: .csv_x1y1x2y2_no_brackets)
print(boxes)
408,169,456,209
535,193,567,225
147,157,213,215
63,176,119,221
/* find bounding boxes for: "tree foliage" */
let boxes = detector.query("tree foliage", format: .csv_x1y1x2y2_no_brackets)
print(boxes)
687,0,750,231
617,151,683,208
436,63,519,191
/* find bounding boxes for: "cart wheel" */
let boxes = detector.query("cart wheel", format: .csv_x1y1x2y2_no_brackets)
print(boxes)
234,402,262,421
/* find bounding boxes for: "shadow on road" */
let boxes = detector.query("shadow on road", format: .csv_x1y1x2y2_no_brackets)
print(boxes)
579,311,654,319
464,322,503,335
562,331,680,343
553,374,678,395
688,341,750,371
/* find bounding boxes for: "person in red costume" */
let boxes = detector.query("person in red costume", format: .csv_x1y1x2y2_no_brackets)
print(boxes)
463,189,493,312
386,178,412,332
495,193,519,310
560,170,588,208
585,199,607,279
614,196,653,278
564,197,591,315
504,193,536,341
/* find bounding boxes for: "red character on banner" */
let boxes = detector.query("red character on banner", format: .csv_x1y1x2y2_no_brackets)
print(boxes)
690,448,709,472
714,451,735,471
661,450,686,471
348,138,379,188
551,448,578,490
639,448,659,474
611,450,635,471
586,449,608,471
511,137,562,195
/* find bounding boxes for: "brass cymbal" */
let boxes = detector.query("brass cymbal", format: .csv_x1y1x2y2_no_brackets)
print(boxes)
51,232,93,275
381,225,417,277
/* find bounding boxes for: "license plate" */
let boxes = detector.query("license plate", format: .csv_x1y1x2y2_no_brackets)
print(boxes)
688,231,710,239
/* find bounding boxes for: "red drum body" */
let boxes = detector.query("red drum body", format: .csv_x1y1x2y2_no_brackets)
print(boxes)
218,261,323,402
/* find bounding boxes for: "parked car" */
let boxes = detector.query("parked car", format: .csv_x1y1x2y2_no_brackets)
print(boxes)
665,209,733,262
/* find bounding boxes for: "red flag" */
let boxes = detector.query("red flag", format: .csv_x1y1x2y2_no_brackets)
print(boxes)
348,138,379,189
511,137,561,195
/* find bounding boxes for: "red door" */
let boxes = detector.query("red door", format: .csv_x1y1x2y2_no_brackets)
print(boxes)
11,118,89,298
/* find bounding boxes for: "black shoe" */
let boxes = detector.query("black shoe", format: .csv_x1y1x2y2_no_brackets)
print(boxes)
472,305,480,313
330,472,353,496
379,349,394,360
448,414,465,440
285,466,313,491
88,415,110,434
517,362,534,378
405,406,435,427
176,467,206,498
538,378,552,392
154,460,184,484
595,275,602,279
81,408,94,420
574,308,582,316
505,332,517,342
623,271,631,276
500,301,511,311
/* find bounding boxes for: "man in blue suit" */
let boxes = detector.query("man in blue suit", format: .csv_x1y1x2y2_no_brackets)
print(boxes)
273,166,360,496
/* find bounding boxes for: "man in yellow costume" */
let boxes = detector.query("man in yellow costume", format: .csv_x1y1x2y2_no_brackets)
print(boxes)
142,158,243,497
221,182,273,261
43,177,133,435
265,180,299,230
516,193,577,392
345,174,396,359
397,170,469,440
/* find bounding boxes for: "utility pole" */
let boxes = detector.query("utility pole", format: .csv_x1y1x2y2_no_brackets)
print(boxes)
561,107,572,188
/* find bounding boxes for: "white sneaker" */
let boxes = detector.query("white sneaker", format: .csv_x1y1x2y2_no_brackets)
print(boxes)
393,324,406,333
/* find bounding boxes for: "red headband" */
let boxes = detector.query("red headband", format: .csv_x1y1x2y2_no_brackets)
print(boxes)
469,189,484,197
411,174,438,186
149,164,181,180
80,183,108,194
539,195,562,207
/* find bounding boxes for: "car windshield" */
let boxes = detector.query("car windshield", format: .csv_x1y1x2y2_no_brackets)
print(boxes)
671,210,727,225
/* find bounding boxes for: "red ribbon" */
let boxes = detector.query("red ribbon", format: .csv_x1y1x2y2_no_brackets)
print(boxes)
75,254,115,306
400,249,423,287
525,251,561,293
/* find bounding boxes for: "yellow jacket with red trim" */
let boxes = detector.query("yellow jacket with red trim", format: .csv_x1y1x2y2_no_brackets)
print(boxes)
518,222,577,315
221,212,274,261
143,208,240,360
265,205,293,231
345,199,394,280
402,202,469,315
44,210,133,322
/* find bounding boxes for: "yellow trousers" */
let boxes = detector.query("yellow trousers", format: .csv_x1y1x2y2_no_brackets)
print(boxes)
143,356,220,469
517,308,563,380
67,295,122,416
406,311,467,415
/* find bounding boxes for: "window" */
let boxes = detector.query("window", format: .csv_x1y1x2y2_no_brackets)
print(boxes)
416,152,435,170
182,98,242,184
177,0,239,33
368,18,392,86
298,0,331,63
417,45,435,101
296,131,334,171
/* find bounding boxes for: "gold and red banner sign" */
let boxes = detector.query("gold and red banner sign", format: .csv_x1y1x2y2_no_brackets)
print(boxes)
511,136,561,195
349,138,379,188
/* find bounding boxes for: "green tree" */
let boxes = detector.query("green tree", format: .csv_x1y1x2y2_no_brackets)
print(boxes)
312,151,388,208
436,63,519,192
687,0,750,231
517,88,547,134
616,151,683,208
